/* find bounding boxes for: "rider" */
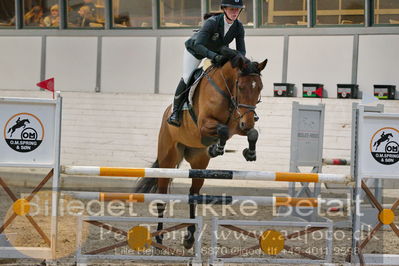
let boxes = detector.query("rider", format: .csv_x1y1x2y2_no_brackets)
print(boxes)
167,0,246,127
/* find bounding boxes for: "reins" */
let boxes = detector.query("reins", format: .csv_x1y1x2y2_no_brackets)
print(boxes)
205,65,260,125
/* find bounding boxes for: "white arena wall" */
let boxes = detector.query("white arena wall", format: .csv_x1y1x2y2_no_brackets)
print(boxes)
357,35,399,95
159,36,188,94
287,35,354,98
101,37,157,93
46,36,98,92
0,34,398,99
0,36,42,90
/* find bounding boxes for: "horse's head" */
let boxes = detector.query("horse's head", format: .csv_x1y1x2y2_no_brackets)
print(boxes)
221,49,267,133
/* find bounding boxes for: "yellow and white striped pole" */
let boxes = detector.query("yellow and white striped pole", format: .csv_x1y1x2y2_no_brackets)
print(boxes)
62,166,351,184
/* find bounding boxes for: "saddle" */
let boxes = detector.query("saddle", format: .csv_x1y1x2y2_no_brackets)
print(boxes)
189,68,204,87
179,59,215,124
180,67,206,124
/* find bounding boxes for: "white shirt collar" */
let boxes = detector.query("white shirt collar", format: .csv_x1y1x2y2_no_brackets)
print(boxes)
224,16,233,37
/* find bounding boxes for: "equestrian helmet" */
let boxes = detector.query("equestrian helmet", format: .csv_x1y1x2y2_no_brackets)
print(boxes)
221,0,245,9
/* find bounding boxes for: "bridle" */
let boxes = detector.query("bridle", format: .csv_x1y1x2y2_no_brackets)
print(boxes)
205,66,261,125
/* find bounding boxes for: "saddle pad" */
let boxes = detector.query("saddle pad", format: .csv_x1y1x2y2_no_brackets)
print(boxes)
182,71,205,110
182,83,199,110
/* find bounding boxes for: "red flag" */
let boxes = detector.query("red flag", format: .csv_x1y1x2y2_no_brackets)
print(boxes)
37,78,55,98
315,87,323,97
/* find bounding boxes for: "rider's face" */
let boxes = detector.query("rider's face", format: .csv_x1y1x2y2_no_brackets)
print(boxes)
223,7,241,23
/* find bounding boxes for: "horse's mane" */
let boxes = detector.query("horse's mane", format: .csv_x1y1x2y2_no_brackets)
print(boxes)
219,47,261,76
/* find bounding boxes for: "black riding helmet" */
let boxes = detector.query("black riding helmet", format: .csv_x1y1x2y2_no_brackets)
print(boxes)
221,0,244,21
221,0,245,9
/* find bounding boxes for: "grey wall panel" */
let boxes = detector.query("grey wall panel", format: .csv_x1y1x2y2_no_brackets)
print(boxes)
101,37,157,93
158,36,189,94
0,37,41,90
245,36,285,97
46,37,97,92
2,33,399,98
287,36,354,98
358,35,399,100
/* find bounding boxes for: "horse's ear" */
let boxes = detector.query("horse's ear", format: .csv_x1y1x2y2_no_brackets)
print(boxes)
220,46,238,59
235,56,245,70
258,59,268,72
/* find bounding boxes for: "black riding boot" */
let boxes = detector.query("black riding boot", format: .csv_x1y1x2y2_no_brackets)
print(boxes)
167,78,187,127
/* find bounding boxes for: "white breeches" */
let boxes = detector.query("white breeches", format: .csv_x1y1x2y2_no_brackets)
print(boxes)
182,49,201,84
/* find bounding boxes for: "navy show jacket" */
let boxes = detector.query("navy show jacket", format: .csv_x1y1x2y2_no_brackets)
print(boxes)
185,13,246,60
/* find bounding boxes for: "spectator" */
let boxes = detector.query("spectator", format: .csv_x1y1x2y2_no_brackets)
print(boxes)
68,0,97,27
76,5,96,27
82,0,97,14
68,5,80,26
114,14,130,27
24,5,44,27
43,4,59,27
7,16,16,26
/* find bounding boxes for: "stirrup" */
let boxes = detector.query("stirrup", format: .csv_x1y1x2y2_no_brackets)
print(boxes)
167,113,181,127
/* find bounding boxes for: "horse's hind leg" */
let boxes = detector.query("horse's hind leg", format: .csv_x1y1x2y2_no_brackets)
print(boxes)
155,126,184,245
183,148,210,249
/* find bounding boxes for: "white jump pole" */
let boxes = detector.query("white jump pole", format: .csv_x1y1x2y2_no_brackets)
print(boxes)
63,191,349,207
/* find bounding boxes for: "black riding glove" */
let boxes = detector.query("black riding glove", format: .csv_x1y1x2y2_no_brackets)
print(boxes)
212,55,227,67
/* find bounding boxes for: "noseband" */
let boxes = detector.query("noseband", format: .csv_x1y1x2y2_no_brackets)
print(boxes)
230,73,261,121
205,68,261,125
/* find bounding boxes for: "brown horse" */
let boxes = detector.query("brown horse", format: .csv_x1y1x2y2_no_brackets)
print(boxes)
136,49,268,249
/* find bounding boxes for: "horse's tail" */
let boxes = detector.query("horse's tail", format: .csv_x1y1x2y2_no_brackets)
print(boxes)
134,160,159,193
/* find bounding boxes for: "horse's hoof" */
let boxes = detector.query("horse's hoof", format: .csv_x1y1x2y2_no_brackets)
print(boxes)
208,145,224,158
243,148,256,161
216,146,224,156
155,235,163,250
183,236,195,250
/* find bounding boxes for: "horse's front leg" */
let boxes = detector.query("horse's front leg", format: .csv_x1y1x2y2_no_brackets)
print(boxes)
208,125,229,158
243,128,258,161
208,124,228,157
199,118,229,158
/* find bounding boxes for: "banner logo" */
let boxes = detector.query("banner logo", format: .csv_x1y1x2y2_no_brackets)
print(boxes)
370,127,399,165
4,113,44,153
